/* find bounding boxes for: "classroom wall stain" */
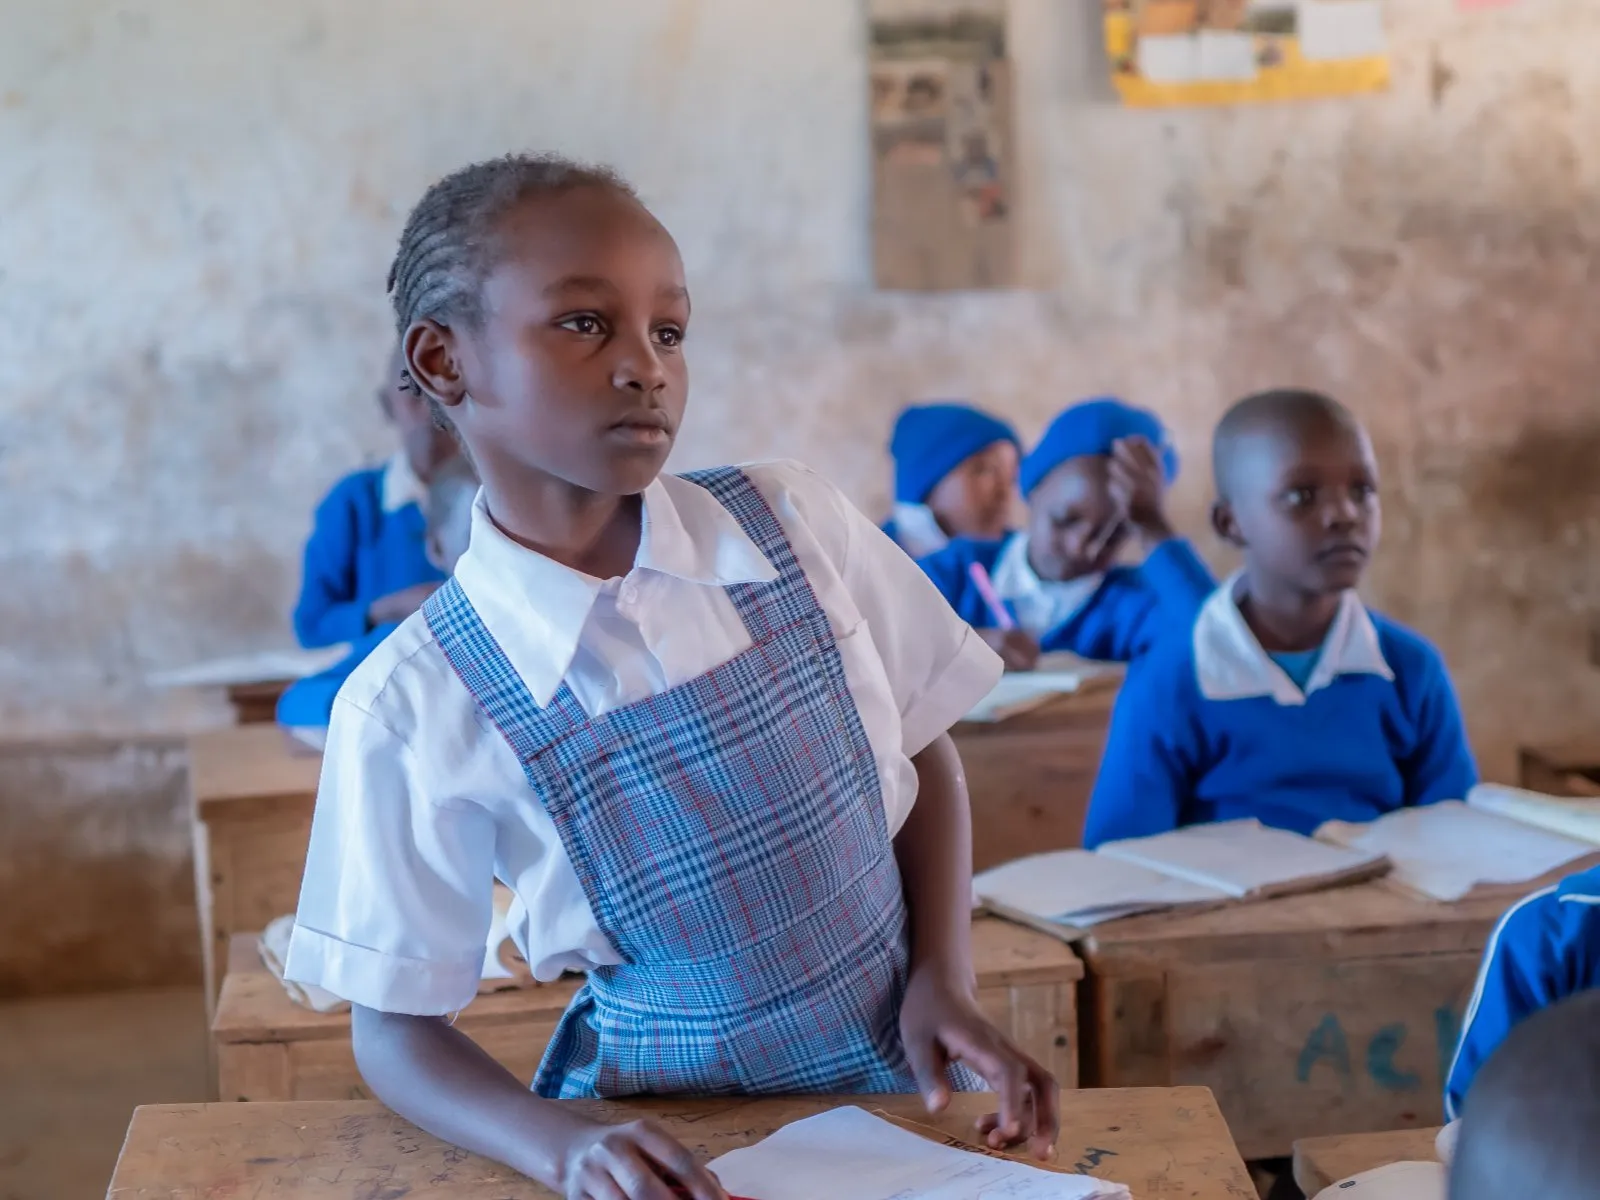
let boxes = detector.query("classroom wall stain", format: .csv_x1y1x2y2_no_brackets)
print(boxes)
4,0,1600,988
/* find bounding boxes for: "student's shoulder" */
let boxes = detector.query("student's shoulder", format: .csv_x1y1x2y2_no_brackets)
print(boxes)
922,534,1006,571
1492,867,1600,964
332,610,469,743
1368,610,1453,681
316,465,386,515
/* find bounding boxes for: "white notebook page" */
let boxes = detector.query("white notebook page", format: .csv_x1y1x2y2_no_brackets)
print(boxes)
974,848,1221,927
1097,819,1383,899
710,1107,1127,1200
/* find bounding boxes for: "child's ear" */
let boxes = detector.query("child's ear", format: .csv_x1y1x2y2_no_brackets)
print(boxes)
404,320,467,409
1211,499,1245,549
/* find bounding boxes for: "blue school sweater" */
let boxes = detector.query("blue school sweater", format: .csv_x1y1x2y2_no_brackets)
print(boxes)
916,534,1215,661
276,623,401,729
292,463,445,649
1082,580,1477,848
1444,864,1600,1119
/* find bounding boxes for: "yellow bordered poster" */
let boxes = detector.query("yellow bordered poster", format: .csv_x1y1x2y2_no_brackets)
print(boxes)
1105,1,1389,108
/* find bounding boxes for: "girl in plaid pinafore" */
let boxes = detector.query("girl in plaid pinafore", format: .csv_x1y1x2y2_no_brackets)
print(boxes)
285,154,1058,1200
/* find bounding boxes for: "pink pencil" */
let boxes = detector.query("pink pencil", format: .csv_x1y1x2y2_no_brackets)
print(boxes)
967,562,1016,632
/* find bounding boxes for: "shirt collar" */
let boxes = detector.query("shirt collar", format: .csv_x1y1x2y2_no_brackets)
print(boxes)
889,502,950,558
380,452,427,513
990,533,1104,640
451,472,778,707
1193,571,1395,706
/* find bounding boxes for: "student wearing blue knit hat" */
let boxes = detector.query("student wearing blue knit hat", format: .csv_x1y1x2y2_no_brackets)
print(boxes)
918,397,1214,670
883,403,1020,558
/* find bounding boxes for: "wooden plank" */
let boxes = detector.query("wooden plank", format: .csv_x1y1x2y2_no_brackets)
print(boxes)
953,687,1117,870
214,921,1083,1099
1293,1127,1442,1194
107,1089,1255,1199
1079,881,1502,1160
226,680,289,725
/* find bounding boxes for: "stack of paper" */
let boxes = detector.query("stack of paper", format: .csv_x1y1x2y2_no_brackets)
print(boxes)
1316,796,1598,902
963,653,1119,723
710,1107,1128,1200
974,820,1388,937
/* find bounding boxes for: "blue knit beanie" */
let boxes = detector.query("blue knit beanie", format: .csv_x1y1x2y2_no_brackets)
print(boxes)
890,403,1020,505
1019,398,1179,497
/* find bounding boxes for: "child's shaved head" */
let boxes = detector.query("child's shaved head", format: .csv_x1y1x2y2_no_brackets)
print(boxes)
1211,389,1361,502
1449,989,1600,1199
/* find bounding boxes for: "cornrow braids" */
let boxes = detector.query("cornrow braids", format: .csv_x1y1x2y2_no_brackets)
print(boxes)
386,153,637,395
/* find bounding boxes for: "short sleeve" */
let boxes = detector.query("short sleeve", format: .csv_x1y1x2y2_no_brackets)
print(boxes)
284,694,499,1015
751,461,1002,756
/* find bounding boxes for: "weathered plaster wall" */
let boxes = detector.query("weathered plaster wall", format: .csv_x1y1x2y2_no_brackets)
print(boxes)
4,0,1599,989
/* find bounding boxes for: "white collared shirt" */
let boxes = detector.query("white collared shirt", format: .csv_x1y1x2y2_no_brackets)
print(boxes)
379,451,426,513
889,502,951,558
990,533,1105,641
1193,571,1395,706
286,460,1002,1014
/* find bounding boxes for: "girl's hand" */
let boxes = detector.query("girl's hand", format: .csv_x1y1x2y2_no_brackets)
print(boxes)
978,628,1041,672
1107,436,1174,544
561,1119,727,1200
898,965,1060,1161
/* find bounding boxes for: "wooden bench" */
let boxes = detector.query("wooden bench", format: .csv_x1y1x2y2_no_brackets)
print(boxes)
212,916,1084,1100
225,679,290,725
1293,1127,1442,1194
1077,880,1510,1160
107,1088,1255,1198
952,681,1119,871
188,724,321,1016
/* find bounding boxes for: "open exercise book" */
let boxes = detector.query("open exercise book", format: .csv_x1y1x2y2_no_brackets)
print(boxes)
147,645,351,689
973,820,1388,940
710,1107,1128,1200
1315,784,1600,903
963,653,1120,724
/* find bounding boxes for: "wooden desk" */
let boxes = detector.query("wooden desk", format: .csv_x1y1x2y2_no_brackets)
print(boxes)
1293,1127,1442,1194
189,725,322,1015
107,1088,1254,1199
1078,880,1508,1159
212,917,1085,1100
952,681,1120,871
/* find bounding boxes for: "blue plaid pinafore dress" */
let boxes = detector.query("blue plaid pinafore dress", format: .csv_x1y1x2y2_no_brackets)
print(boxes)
423,467,967,1098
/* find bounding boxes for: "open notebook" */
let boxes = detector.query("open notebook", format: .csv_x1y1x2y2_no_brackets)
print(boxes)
962,653,1120,723
709,1107,1128,1200
973,820,1388,940
148,645,352,689
1315,785,1600,903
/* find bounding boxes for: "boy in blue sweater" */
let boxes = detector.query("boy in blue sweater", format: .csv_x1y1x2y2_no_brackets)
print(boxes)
279,454,479,736
917,398,1214,670
291,345,463,648
1443,861,1600,1121
883,403,1020,558
1082,389,1476,848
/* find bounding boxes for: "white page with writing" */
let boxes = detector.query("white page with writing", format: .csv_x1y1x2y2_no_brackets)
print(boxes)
1316,801,1592,902
964,655,1115,723
974,849,1221,927
710,1107,1128,1200
1097,819,1383,899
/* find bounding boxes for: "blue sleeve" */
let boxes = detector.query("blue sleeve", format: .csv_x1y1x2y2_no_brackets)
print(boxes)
1082,650,1197,848
1445,886,1566,1118
292,480,372,649
1400,645,1478,807
1054,539,1215,662
915,542,1001,630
